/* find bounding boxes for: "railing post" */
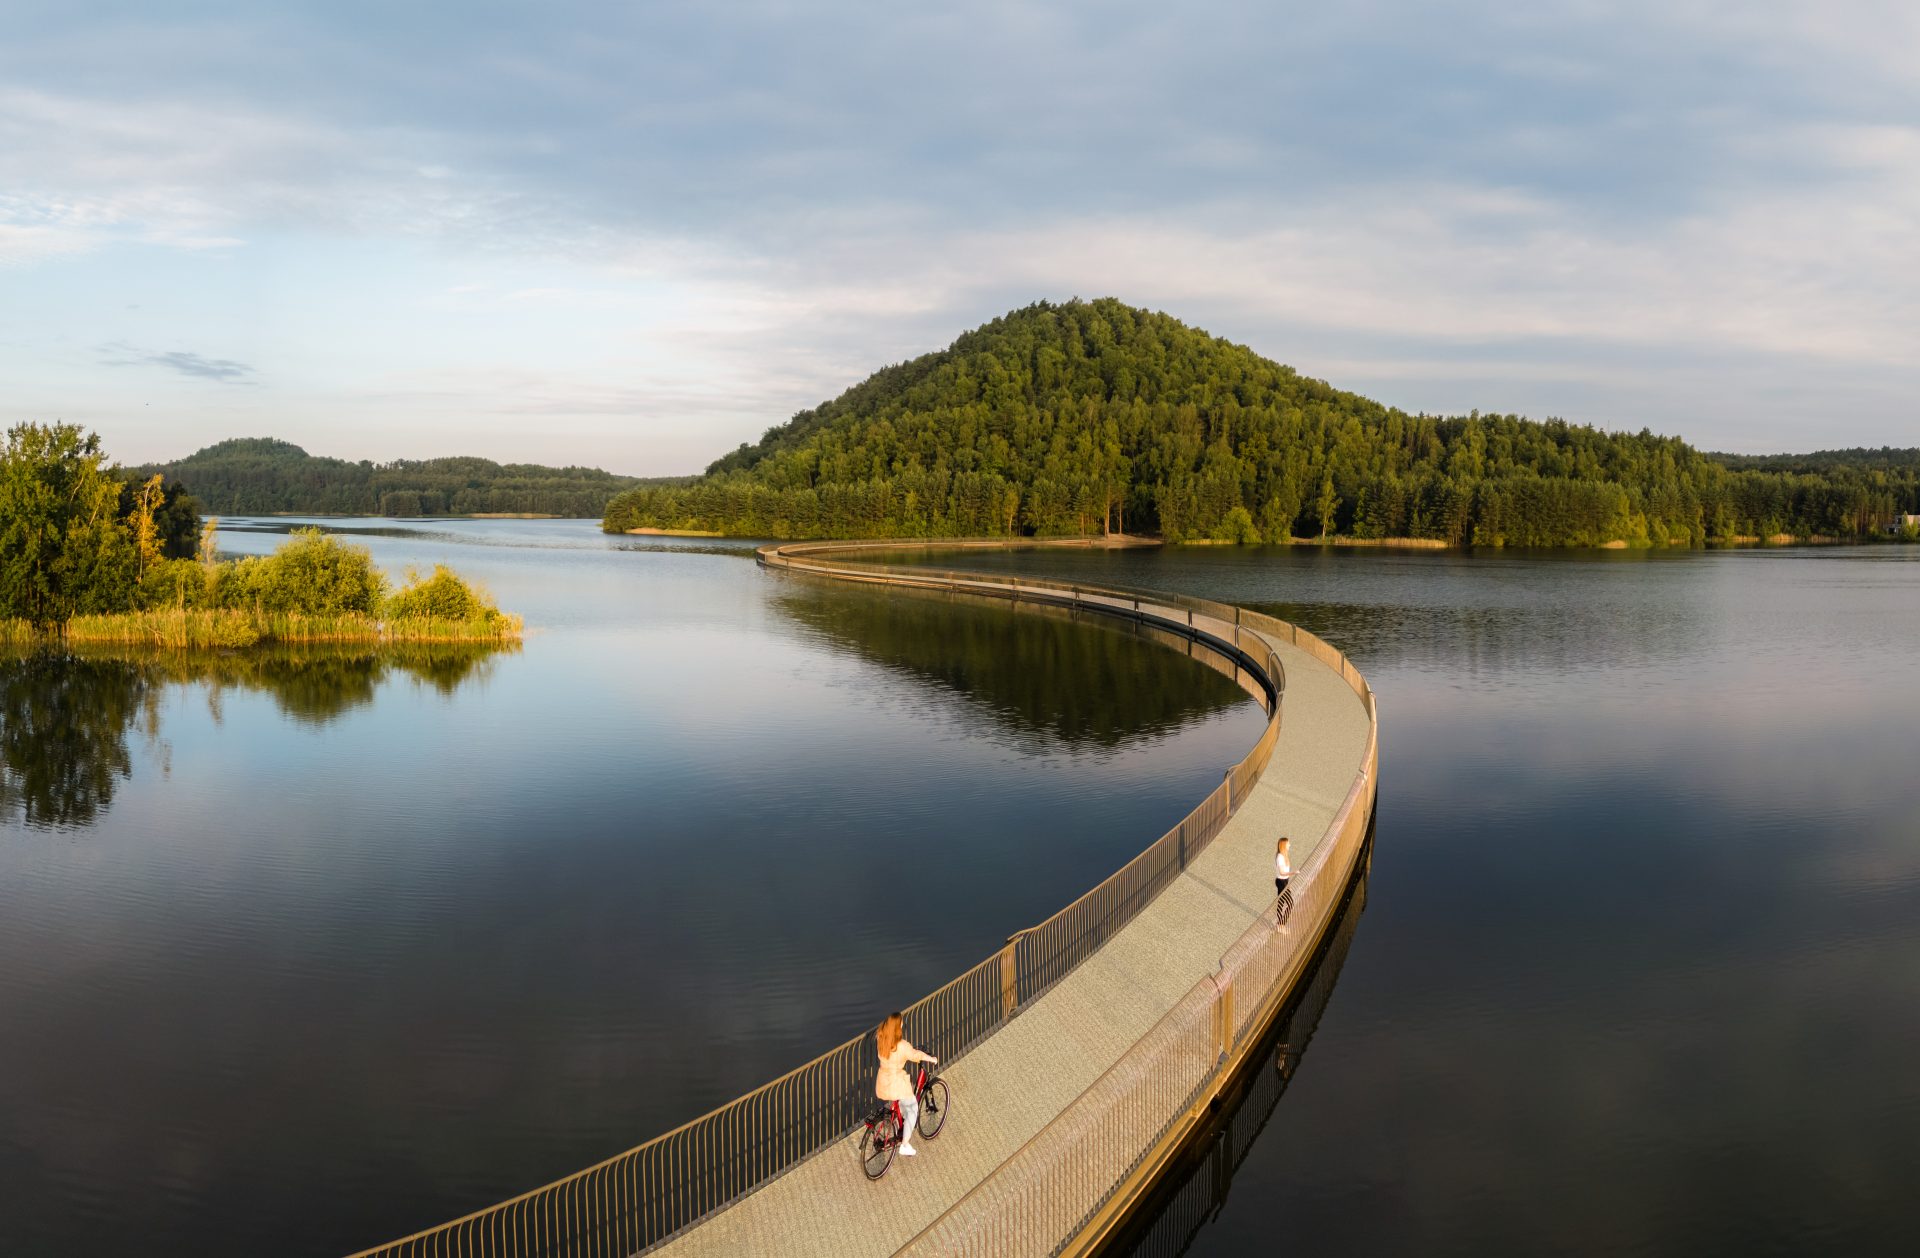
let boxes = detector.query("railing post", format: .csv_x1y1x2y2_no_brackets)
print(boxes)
1214,974,1234,1061
1000,934,1021,1020
1224,766,1233,813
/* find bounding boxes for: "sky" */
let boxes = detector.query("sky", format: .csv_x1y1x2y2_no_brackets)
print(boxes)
2,1,1915,474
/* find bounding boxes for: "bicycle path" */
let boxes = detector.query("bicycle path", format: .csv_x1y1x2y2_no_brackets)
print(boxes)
646,622,1371,1257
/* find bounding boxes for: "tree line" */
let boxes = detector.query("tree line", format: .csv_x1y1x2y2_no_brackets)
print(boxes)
143,437,663,517
603,299,1920,546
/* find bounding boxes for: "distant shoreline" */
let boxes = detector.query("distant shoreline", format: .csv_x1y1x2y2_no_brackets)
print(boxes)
638,529,1907,552
230,511,588,520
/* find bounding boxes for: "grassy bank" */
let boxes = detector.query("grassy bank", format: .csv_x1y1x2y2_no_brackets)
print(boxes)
10,607,524,649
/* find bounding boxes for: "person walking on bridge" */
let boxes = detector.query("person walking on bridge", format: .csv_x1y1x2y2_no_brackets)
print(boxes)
1274,836,1294,928
876,1012,938,1157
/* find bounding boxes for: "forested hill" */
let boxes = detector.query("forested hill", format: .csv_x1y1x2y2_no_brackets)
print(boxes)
602,298,1920,546
146,438,663,517
1709,447,1920,475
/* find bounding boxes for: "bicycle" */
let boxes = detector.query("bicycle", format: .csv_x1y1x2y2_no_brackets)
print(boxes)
859,1060,951,1180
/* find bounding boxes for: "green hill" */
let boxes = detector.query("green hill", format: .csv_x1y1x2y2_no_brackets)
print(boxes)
145,439,669,517
603,298,1920,546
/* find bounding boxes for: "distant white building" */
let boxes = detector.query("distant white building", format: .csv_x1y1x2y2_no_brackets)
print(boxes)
1892,513,1920,534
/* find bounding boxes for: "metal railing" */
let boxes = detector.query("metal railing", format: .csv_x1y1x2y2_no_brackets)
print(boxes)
344,540,1296,1258
899,592,1380,1258
1117,835,1372,1258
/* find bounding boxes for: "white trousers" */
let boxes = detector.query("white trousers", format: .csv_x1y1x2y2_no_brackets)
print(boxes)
898,1097,919,1144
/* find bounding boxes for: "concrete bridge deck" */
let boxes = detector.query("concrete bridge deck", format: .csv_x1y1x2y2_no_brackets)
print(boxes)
651,564,1373,1257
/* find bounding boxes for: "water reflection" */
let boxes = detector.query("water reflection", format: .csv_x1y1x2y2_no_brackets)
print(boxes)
1110,826,1372,1258
772,583,1247,751
0,654,156,831
0,643,513,830
872,546,1720,680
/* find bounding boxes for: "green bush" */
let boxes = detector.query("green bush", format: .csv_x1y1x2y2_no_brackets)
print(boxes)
139,558,216,609
209,529,387,614
384,565,496,622
1213,505,1261,545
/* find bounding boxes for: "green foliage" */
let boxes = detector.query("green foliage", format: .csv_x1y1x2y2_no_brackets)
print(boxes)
137,558,217,609
384,565,487,620
116,475,202,561
1215,505,1261,544
211,528,387,614
383,565,520,637
603,299,1920,547
0,423,140,624
143,437,666,517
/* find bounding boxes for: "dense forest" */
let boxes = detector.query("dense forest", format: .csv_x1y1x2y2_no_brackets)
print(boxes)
144,438,661,517
603,299,1920,546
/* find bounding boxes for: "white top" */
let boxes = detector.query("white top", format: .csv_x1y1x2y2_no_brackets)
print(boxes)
1275,850,1293,878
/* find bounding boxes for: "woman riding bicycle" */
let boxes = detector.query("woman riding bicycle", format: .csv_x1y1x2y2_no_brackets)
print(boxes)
875,1012,938,1157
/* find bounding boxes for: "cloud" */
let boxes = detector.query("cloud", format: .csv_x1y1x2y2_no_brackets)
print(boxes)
3,1,1918,464
99,343,255,382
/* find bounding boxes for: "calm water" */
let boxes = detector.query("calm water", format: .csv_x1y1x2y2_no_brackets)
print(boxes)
0,520,1265,1257
895,544,1920,1258
7,532,1917,1257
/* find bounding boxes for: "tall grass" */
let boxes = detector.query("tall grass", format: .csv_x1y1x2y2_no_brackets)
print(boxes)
43,608,524,649
0,619,43,648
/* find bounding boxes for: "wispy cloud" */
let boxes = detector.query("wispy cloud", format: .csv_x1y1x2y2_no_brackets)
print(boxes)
100,342,255,383
3,1,1918,465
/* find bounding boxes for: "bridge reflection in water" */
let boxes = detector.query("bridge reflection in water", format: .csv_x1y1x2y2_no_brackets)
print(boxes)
1103,822,1373,1258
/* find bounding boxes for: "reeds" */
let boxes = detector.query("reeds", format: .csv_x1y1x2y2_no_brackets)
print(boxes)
31,608,524,649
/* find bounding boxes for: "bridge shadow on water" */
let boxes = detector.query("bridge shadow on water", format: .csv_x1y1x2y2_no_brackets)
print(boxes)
1099,816,1376,1258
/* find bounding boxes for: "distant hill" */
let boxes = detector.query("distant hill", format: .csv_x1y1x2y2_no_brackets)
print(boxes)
1708,447,1920,475
144,438,679,518
603,298,1920,545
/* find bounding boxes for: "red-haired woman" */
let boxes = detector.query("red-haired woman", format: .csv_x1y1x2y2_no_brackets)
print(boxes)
875,1011,938,1156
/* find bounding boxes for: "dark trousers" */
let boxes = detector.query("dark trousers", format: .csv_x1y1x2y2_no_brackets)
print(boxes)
1275,877,1293,925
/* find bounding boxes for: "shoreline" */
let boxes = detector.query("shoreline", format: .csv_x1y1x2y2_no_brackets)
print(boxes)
611,524,1915,553
231,511,587,520
3,608,524,651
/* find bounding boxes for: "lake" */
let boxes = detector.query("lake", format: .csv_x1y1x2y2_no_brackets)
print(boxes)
0,519,1264,1257
4,527,1915,1257
899,542,1920,1258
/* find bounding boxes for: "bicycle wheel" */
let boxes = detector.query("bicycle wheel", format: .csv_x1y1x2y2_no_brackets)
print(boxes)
860,1111,899,1180
917,1078,950,1140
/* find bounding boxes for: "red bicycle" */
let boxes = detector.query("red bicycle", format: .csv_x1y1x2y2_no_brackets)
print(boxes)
859,1061,950,1180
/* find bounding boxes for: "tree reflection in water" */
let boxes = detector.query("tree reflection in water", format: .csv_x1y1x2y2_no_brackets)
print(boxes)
774,583,1249,753
0,642,515,831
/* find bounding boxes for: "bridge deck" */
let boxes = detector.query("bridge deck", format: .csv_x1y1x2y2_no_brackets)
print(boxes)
650,625,1371,1258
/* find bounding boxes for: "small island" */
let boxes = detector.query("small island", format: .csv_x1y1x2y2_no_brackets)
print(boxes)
2,423,522,649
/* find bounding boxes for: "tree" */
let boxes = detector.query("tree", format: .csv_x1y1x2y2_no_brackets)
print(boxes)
131,473,166,577
0,423,138,625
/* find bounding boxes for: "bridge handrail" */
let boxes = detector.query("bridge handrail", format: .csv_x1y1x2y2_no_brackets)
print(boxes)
901,588,1380,1257
344,539,1299,1258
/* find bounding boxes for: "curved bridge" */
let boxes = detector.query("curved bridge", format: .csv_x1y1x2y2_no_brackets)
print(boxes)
349,539,1378,1258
